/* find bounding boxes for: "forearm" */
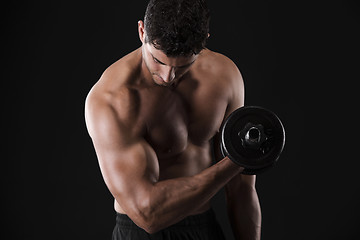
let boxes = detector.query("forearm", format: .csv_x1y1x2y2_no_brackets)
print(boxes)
226,177,262,240
132,157,242,233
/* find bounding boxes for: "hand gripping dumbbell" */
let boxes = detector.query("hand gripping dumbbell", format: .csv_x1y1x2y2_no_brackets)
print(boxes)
220,106,286,175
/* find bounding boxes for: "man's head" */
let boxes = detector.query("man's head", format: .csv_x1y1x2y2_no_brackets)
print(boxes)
138,0,210,86
143,0,210,57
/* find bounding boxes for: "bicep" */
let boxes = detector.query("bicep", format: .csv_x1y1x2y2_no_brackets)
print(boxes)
85,98,159,211
213,65,245,161
214,64,255,185
95,138,159,202
227,66,245,115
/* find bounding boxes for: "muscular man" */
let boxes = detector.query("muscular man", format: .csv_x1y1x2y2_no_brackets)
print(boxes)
85,0,261,239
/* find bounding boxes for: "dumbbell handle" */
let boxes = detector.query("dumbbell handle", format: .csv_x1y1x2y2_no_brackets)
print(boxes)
238,123,267,150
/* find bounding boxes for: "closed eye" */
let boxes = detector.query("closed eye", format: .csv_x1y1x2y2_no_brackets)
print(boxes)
153,56,165,65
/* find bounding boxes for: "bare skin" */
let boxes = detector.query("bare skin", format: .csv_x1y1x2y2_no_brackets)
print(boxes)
85,21,261,238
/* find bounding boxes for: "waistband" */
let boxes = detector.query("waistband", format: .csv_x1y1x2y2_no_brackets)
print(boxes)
115,209,218,229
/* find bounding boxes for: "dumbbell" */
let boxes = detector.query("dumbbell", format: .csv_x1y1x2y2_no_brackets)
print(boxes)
220,106,285,175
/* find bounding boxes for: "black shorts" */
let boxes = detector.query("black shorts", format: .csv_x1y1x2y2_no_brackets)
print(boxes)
112,209,226,240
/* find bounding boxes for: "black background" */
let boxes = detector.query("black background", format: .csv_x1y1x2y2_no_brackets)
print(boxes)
2,0,359,239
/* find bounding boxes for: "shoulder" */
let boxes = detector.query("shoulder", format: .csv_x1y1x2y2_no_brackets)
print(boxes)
194,49,243,91
198,49,242,79
85,86,138,140
96,48,143,90
86,48,142,113
85,49,143,138
193,49,244,105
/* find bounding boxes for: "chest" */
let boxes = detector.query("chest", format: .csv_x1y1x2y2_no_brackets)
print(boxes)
140,85,227,157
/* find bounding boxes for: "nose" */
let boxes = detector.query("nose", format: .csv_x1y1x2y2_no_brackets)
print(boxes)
160,66,175,83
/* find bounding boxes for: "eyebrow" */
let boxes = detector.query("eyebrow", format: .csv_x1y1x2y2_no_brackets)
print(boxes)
151,53,195,68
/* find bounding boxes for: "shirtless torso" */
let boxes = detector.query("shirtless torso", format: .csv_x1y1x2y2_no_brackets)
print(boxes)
85,44,246,233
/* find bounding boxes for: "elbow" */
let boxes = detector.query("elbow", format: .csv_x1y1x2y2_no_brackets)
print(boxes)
134,210,163,234
114,189,167,233
128,199,163,234
141,223,161,234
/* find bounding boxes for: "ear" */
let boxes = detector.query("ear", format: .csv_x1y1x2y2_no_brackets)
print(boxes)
138,20,145,43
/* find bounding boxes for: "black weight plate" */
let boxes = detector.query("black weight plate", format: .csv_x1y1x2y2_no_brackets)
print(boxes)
222,140,277,175
221,106,285,170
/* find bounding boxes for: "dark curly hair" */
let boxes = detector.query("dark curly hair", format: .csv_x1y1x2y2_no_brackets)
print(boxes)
144,0,210,57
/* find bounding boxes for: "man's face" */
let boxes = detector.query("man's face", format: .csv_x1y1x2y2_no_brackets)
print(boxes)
142,43,197,87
